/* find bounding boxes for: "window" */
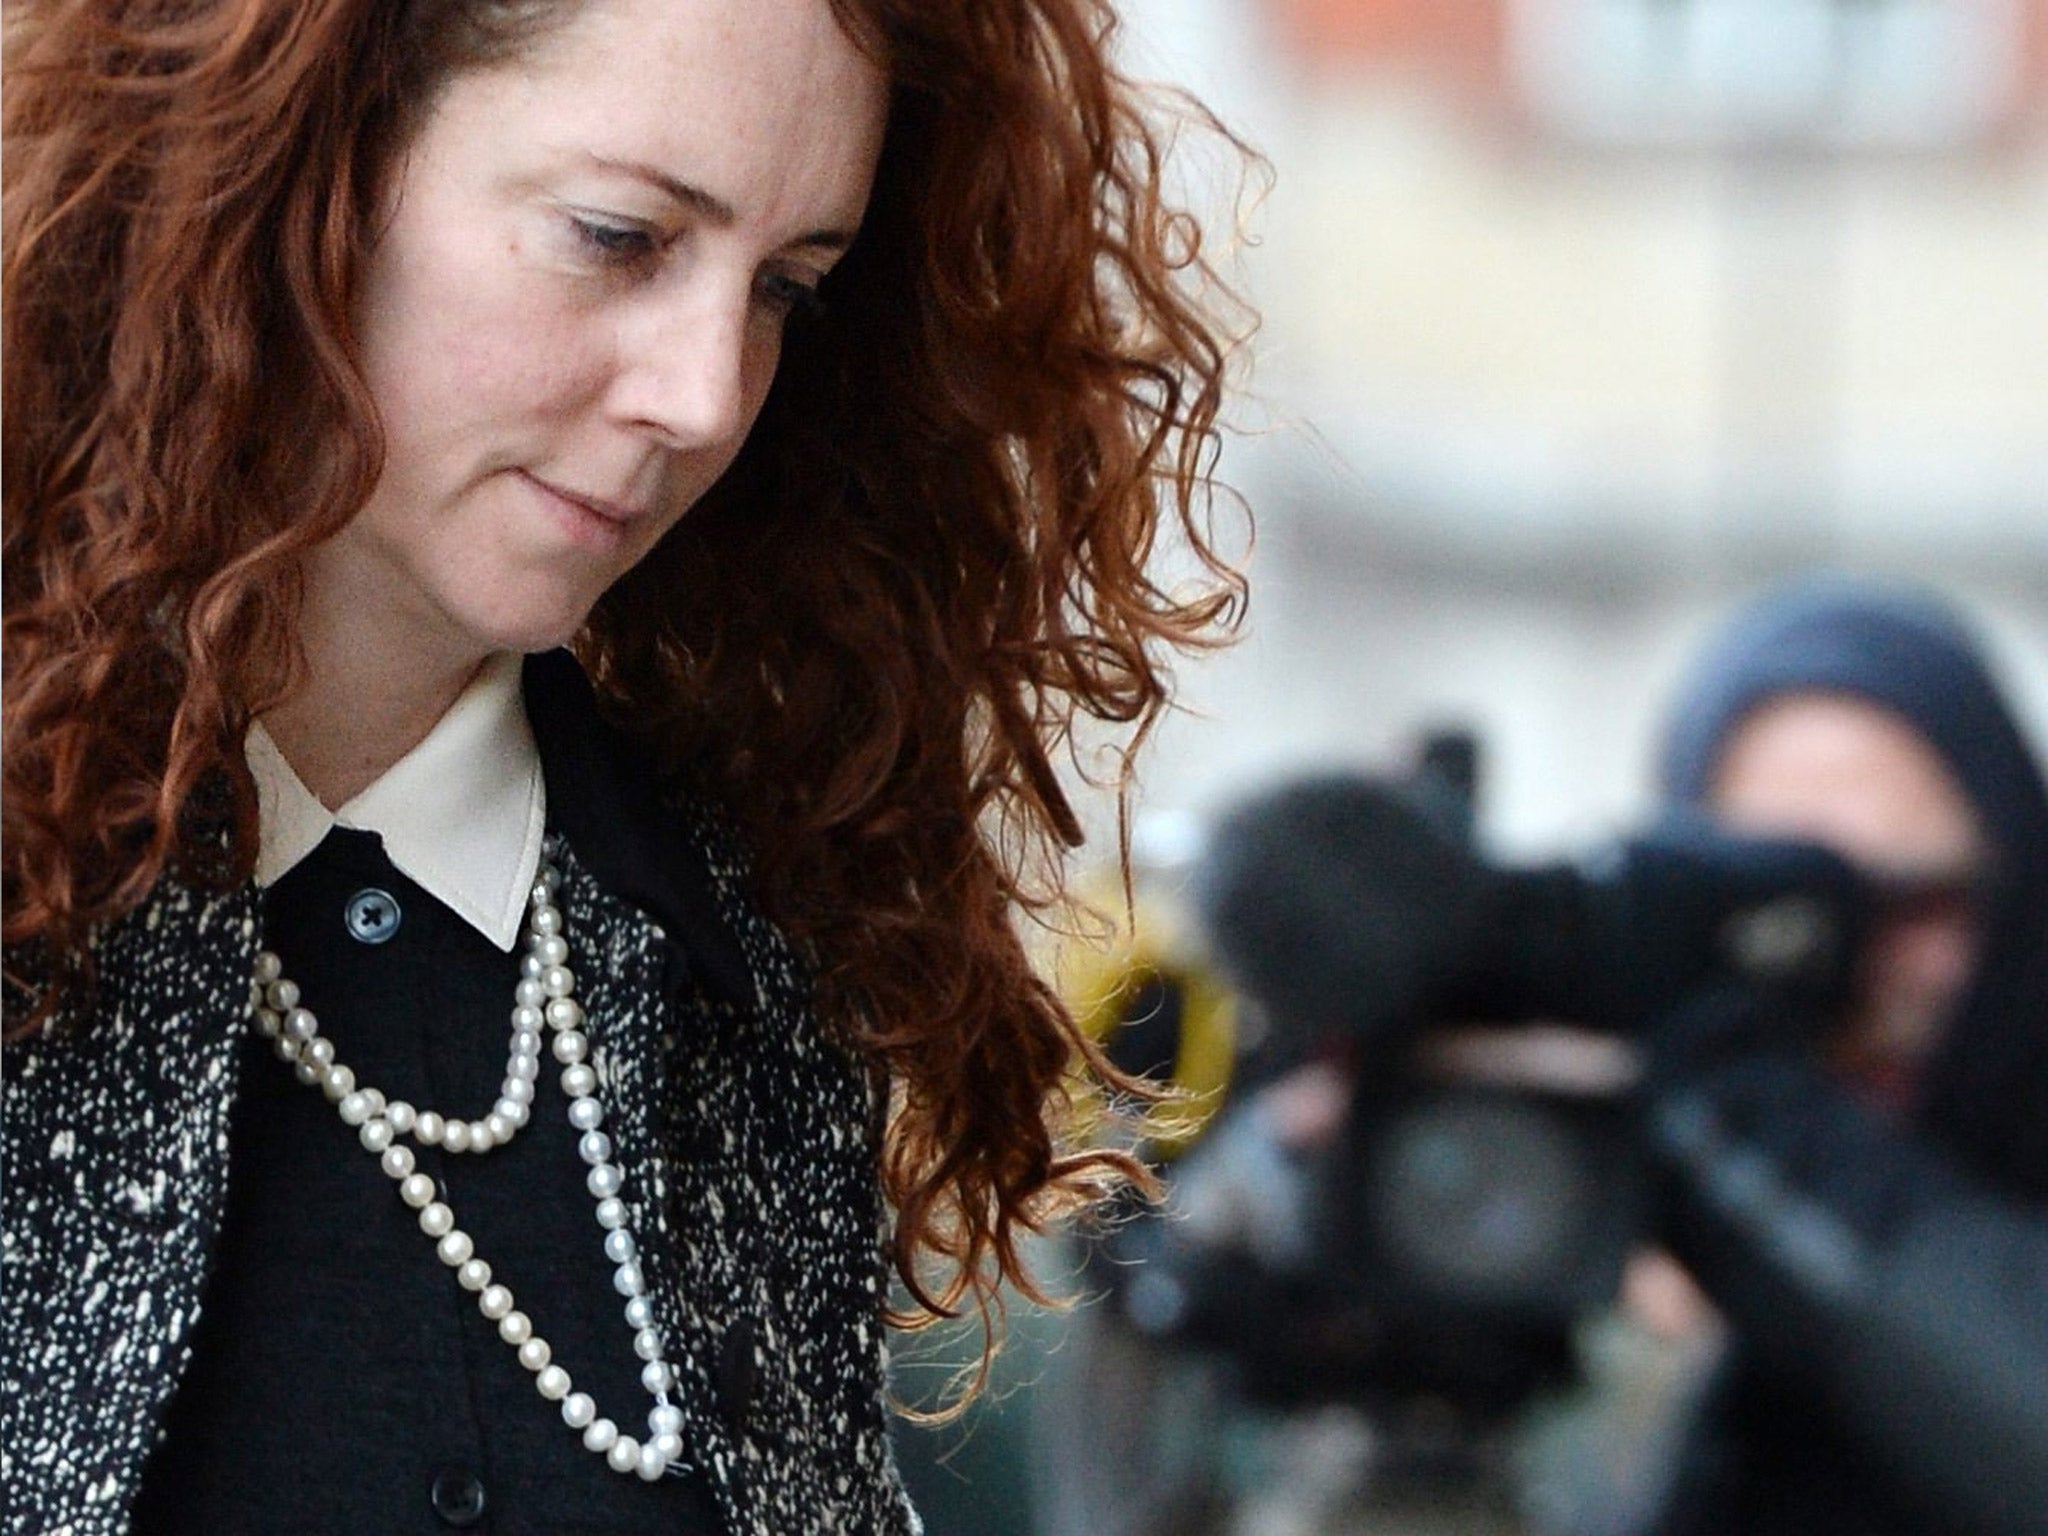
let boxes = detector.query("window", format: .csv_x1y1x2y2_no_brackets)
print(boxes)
1507,0,2023,148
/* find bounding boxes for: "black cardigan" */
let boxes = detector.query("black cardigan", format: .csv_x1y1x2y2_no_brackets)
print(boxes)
1,652,920,1536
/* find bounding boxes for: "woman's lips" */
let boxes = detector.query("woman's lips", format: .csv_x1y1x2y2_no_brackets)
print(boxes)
521,471,645,550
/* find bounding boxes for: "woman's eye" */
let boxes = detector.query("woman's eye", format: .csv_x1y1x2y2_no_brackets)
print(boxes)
570,215,658,263
758,271,826,323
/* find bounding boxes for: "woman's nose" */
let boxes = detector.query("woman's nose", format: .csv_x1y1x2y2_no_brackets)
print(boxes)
610,284,758,452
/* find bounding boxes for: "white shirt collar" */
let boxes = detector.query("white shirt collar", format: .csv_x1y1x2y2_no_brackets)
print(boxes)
247,651,548,951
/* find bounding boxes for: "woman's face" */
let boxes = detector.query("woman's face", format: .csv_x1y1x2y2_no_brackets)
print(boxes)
316,0,888,669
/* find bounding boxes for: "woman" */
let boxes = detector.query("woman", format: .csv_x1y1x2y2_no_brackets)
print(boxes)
2,0,1249,1530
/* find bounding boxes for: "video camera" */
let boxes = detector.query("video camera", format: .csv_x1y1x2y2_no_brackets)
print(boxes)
1089,754,1871,1422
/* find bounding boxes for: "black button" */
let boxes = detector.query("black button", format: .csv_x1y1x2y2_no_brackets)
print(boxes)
430,1467,487,1528
344,887,402,944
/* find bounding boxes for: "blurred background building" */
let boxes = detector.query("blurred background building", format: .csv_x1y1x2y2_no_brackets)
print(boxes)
897,2,2047,1530
1122,0,2047,854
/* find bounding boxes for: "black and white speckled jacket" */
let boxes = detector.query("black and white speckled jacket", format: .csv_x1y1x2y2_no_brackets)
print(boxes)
1,652,921,1536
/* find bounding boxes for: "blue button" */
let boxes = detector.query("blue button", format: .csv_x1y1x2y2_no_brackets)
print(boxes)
344,888,402,944
430,1466,486,1527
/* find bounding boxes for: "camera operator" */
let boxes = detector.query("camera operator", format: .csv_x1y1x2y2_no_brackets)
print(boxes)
1632,574,2048,1536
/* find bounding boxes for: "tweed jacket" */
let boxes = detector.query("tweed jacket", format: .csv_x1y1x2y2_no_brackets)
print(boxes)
1,652,921,1536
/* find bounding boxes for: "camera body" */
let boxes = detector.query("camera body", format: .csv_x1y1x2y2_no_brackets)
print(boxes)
1101,1059,1646,1417
1088,769,1867,1421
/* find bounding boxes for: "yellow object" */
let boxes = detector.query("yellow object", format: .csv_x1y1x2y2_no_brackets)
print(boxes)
1056,894,1237,1157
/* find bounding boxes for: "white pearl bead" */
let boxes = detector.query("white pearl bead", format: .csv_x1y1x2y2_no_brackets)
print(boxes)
263,871,686,1484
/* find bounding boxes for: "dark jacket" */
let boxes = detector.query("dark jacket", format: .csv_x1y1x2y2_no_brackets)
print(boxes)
1,651,920,1536
1645,576,2048,1536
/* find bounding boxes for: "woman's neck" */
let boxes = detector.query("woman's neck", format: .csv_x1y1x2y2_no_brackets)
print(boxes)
264,606,492,812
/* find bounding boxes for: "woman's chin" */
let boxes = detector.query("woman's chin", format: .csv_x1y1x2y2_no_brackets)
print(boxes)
459,601,600,661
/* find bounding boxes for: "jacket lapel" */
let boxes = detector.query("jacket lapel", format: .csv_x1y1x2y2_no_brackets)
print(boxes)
2,878,261,1535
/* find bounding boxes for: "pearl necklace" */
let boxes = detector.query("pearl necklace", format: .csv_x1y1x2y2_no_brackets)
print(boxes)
248,846,689,1481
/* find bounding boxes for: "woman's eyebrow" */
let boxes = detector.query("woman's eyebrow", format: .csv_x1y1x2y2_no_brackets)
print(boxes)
587,153,859,252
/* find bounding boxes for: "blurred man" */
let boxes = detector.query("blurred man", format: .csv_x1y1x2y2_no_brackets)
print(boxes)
1635,573,2048,1536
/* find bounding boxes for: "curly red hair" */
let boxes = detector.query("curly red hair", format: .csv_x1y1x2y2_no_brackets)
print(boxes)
4,0,1251,1355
